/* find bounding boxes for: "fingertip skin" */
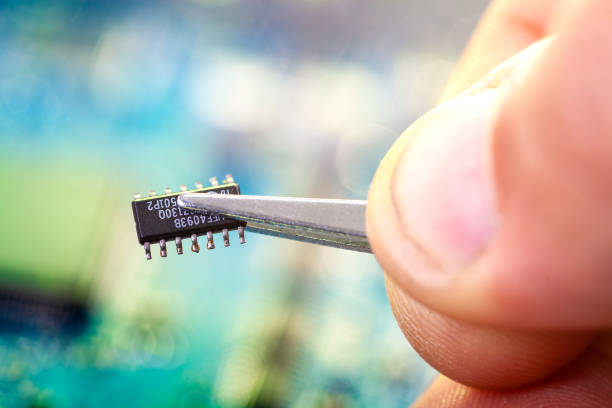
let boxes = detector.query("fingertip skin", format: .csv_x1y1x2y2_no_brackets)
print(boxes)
366,0,612,402
366,116,503,326
391,91,498,270
411,344,612,408
387,278,594,390
368,18,612,329
483,2,612,328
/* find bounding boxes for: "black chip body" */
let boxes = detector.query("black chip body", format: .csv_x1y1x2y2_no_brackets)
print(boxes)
132,182,246,259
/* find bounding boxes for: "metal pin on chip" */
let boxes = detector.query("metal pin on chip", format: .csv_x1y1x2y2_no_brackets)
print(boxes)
222,229,230,247
144,242,152,260
134,192,141,199
190,234,200,253
160,239,167,257
175,237,183,255
164,187,172,194
209,177,219,186
195,181,204,189
206,231,215,249
222,174,234,184
148,189,156,197
180,184,187,192
238,226,246,244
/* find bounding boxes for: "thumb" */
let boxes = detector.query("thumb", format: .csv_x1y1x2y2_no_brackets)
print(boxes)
367,1,612,330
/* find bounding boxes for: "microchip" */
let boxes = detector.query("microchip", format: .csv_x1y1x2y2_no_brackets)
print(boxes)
132,175,246,259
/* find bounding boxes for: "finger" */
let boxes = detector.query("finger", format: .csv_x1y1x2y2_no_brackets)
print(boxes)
440,0,563,100
367,0,612,329
387,278,593,389
411,335,612,407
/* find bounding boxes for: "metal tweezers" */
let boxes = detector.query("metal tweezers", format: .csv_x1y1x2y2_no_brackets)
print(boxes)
178,194,371,253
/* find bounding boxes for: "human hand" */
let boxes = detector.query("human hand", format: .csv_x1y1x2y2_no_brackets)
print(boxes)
367,0,612,405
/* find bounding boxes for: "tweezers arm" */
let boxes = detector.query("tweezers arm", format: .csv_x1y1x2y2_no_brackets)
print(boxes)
238,216,371,253
178,194,372,253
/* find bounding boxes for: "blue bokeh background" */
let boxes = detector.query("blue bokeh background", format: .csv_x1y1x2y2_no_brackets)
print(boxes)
0,1,487,406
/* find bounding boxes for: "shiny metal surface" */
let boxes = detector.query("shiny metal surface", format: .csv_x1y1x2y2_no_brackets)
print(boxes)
178,194,371,253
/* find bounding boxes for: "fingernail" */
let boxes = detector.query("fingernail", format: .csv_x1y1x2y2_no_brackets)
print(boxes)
392,90,499,271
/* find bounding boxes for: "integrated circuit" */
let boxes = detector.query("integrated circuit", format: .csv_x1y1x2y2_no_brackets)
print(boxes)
132,175,246,259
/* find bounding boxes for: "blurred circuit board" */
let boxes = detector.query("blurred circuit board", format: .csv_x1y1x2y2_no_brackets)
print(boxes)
0,158,116,333
0,158,434,407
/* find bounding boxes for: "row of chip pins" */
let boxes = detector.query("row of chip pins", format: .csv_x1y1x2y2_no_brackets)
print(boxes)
145,231,244,259
135,177,233,199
